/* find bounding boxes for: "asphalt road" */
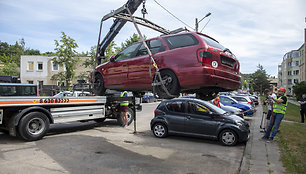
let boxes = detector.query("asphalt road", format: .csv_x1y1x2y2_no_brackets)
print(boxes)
0,102,246,174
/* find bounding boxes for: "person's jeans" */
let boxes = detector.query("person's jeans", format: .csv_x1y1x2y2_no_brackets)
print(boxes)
264,112,284,139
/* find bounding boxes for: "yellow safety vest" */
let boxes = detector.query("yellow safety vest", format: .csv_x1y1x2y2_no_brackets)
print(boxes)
273,96,288,114
120,91,129,106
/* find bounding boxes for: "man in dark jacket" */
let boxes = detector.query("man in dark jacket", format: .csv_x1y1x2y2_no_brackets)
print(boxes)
298,94,306,123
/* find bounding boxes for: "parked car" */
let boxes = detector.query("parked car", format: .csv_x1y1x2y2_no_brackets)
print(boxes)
53,91,92,97
219,95,254,115
92,31,240,100
219,103,244,118
248,96,259,105
142,92,156,103
231,96,254,106
150,98,250,146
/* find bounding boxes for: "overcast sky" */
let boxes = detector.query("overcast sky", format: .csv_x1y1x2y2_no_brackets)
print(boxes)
0,0,305,76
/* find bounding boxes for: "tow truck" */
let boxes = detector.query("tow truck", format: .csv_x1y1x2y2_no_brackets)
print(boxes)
0,0,146,141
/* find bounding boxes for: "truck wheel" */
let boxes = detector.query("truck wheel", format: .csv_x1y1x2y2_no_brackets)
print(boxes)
18,112,50,141
93,73,106,96
154,70,180,99
117,107,134,126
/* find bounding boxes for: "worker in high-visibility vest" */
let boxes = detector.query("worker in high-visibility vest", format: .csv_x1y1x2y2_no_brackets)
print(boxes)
262,88,288,142
120,91,129,128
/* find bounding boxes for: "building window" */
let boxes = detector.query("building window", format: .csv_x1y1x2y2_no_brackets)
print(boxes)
288,71,292,76
293,70,299,75
28,62,34,71
294,79,299,84
288,62,291,67
57,81,65,87
37,62,43,71
295,61,299,66
52,61,59,71
28,80,34,84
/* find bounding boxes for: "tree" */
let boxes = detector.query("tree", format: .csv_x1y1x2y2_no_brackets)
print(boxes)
0,54,19,76
83,45,97,69
52,32,79,89
249,64,270,95
293,81,306,100
50,72,65,91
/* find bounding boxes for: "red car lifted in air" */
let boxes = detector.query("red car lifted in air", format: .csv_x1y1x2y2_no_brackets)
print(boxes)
92,31,240,100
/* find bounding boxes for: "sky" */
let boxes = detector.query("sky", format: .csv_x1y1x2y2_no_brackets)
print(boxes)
0,0,305,76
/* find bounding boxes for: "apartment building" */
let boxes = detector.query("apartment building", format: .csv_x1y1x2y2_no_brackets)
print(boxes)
278,29,306,96
20,55,92,88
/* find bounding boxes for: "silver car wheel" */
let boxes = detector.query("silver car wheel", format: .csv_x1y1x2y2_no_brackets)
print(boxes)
154,124,165,137
221,131,236,145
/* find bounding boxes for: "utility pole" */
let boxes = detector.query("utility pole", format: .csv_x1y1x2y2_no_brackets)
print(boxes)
195,12,211,32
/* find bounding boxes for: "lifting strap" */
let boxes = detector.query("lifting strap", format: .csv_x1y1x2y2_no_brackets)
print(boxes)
125,7,175,99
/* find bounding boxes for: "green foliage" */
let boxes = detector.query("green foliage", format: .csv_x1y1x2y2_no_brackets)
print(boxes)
249,64,270,94
119,33,144,49
293,81,306,100
83,45,96,68
52,32,79,89
0,39,41,67
0,54,19,76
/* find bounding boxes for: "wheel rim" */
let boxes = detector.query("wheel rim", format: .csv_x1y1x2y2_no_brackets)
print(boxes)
26,118,45,135
154,124,165,137
221,131,236,145
127,111,132,123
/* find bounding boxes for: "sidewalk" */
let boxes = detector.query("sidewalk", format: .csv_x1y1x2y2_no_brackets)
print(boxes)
240,104,285,174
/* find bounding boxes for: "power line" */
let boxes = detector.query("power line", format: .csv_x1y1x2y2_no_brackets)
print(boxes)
153,0,194,30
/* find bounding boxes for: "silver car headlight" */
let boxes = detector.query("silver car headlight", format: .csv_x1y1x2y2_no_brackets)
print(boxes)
235,121,243,127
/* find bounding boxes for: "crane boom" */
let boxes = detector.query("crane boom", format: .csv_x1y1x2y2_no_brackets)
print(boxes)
96,0,143,65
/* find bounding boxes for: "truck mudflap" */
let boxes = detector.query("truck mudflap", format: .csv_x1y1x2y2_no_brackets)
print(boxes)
0,109,3,124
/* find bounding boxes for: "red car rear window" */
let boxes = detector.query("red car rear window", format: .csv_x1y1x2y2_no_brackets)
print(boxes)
164,34,199,50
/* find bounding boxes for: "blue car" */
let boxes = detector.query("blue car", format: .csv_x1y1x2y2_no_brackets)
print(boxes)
219,95,254,115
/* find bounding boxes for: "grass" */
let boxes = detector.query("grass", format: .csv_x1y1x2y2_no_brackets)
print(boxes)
277,122,306,174
284,103,301,122
276,101,306,174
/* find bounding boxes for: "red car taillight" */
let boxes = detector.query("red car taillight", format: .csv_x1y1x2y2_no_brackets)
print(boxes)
197,48,212,65
154,109,157,117
248,102,253,105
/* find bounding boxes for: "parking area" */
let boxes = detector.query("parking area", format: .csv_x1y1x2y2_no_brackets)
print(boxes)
0,102,246,174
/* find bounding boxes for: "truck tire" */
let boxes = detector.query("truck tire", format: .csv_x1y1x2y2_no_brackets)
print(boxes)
117,107,134,126
93,73,106,96
18,112,50,141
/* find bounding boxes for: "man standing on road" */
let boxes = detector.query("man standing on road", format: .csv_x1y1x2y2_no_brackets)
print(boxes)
298,94,306,123
120,91,129,128
263,89,276,131
262,88,288,142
